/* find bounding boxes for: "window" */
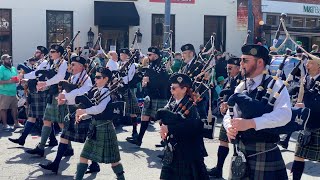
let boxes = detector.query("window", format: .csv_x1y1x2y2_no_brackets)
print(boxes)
306,18,317,28
151,14,175,51
266,15,278,26
204,16,226,52
46,11,73,48
292,17,304,27
0,9,12,56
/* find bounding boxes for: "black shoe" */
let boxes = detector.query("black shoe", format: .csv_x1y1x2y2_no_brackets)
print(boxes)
155,140,165,148
8,137,25,146
157,154,164,159
126,138,142,146
26,146,45,157
278,141,289,149
39,162,59,174
46,140,58,147
63,149,74,157
85,163,100,174
126,133,138,141
207,167,222,178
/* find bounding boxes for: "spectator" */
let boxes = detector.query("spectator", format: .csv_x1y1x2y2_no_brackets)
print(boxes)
106,51,119,71
215,53,228,78
311,44,319,53
0,54,23,130
171,52,184,73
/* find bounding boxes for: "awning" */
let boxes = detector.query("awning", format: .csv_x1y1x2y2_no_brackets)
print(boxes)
94,1,140,26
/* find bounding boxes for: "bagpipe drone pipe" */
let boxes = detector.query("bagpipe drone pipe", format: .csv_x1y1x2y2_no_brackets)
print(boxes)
227,58,310,136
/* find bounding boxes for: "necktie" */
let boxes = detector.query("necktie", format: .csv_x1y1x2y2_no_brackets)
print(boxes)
309,78,315,89
247,79,255,93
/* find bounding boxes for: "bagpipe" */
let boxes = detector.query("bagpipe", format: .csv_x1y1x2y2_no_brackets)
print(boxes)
226,48,310,136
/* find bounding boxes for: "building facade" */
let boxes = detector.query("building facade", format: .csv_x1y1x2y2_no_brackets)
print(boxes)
0,0,247,64
259,0,320,51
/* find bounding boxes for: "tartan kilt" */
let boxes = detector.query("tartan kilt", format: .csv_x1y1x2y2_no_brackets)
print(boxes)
295,128,320,162
60,110,92,143
28,91,47,119
122,88,141,115
81,119,121,164
142,98,167,118
43,95,67,123
218,126,229,143
229,141,288,180
160,153,209,180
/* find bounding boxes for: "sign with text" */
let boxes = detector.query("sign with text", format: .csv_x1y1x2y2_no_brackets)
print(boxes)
150,0,195,4
237,0,248,31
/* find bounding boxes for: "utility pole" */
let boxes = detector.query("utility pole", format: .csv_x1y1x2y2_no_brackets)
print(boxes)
163,0,171,49
247,0,254,44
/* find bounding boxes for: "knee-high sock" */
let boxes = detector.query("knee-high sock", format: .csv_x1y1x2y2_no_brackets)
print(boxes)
38,126,52,149
49,125,56,141
91,161,99,167
131,117,138,134
112,163,125,180
138,121,149,142
291,160,305,180
216,146,229,171
75,163,88,180
67,140,73,150
52,143,68,165
20,121,35,140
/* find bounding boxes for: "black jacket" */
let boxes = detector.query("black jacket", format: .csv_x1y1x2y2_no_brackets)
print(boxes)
304,75,320,129
165,96,208,162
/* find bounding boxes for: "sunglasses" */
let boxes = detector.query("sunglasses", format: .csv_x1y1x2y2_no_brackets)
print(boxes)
50,50,57,53
147,54,153,56
95,75,103,79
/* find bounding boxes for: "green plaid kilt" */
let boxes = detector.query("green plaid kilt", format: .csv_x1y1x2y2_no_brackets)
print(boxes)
218,126,229,143
81,119,121,164
28,91,47,119
160,153,209,180
142,98,167,118
43,95,67,123
229,141,288,180
60,106,92,143
123,88,141,116
295,128,320,162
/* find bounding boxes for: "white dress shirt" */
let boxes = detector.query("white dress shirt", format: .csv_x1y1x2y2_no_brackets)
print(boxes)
85,87,111,115
45,59,68,86
223,73,292,131
23,59,50,79
120,61,135,84
106,59,119,71
63,70,93,105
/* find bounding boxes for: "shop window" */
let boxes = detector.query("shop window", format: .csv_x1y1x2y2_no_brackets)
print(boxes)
306,18,317,28
0,9,12,56
266,15,278,26
204,16,226,52
292,17,304,27
151,14,175,51
46,11,73,48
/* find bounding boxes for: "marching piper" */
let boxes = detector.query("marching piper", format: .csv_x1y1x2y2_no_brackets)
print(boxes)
224,44,292,179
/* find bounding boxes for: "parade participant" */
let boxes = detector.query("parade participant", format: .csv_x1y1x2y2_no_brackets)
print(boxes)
207,57,242,178
127,47,169,146
75,67,125,180
117,48,141,140
291,53,320,180
157,73,209,180
0,54,21,130
224,44,291,179
180,44,207,119
106,51,119,71
26,44,68,157
9,46,52,146
39,56,92,173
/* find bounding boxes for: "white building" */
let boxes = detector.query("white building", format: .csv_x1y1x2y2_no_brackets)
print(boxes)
1,0,247,64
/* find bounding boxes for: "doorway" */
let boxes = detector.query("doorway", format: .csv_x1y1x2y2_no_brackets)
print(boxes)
99,26,129,52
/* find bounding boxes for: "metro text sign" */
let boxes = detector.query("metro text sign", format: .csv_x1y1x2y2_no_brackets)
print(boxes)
150,0,195,4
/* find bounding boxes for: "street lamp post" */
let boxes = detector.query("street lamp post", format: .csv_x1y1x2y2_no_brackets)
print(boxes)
163,0,171,49
247,0,254,44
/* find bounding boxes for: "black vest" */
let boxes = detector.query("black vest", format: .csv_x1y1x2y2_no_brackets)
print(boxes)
303,75,320,129
87,88,114,120
238,76,280,144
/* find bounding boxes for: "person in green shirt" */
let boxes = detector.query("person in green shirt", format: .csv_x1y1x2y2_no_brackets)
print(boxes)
0,54,23,130
171,52,185,73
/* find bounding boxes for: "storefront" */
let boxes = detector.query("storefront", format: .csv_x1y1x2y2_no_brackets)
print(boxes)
1,0,246,64
262,0,320,52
